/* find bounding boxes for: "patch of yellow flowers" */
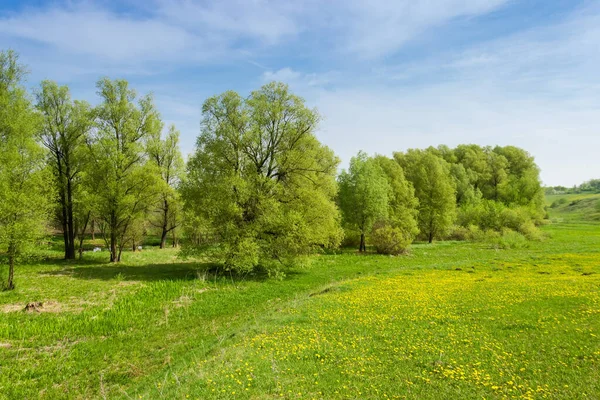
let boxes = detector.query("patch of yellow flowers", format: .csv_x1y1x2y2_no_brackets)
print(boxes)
200,256,600,398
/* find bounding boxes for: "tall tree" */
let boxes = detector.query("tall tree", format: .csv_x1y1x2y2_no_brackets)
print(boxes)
395,150,456,243
373,155,419,238
148,125,185,249
89,78,161,262
36,81,93,259
183,82,342,274
0,50,50,289
338,152,390,252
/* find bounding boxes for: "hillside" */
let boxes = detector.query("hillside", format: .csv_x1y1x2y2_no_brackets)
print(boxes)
546,193,600,222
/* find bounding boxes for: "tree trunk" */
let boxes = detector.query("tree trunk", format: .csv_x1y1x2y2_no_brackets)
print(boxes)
110,230,117,262
65,166,76,259
359,233,366,252
160,229,168,249
60,192,71,259
428,231,433,244
160,199,169,249
78,211,91,260
132,240,136,252
91,219,95,240
6,243,15,290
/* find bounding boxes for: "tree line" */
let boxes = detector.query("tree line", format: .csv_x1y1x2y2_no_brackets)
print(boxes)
546,179,600,195
0,50,545,288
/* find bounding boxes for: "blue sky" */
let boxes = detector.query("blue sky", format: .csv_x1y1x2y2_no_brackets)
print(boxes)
1,0,598,186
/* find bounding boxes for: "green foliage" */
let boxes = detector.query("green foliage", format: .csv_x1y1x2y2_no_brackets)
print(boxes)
147,125,185,248
183,82,342,274
493,229,530,249
370,220,412,255
338,152,390,251
373,155,419,240
88,78,163,262
0,50,51,289
395,149,456,243
36,80,93,259
550,197,568,208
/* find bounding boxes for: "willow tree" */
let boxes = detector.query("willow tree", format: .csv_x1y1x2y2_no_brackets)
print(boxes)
338,152,390,252
0,50,50,289
147,125,184,248
36,81,93,259
395,150,456,243
88,78,162,262
183,82,342,274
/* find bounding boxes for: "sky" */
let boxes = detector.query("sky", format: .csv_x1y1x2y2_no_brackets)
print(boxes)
0,0,598,186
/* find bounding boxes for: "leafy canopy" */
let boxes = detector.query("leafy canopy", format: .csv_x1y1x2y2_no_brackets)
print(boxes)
183,82,342,274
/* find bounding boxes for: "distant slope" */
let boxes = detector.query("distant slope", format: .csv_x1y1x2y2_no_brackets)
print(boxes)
546,193,600,222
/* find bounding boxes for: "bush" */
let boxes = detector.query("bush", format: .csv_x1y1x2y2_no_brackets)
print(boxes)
446,225,470,241
517,221,544,241
550,198,568,208
492,229,529,249
371,222,412,255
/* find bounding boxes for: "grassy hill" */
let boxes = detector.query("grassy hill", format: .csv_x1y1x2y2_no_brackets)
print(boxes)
546,192,600,222
1,215,599,398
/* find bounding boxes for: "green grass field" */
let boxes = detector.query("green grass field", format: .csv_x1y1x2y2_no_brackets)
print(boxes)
1,199,599,399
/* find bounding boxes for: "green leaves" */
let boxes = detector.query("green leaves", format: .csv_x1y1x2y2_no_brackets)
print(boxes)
0,50,51,288
89,78,164,261
396,149,457,243
183,82,341,274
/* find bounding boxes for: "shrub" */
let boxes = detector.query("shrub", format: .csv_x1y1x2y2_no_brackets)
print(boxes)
493,229,529,249
550,198,568,208
371,222,412,255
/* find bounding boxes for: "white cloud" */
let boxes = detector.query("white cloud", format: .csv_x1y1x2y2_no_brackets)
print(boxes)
0,0,513,68
332,0,510,58
155,0,302,44
0,5,197,63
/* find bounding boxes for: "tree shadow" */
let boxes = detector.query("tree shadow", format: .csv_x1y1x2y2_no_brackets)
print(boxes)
38,262,273,283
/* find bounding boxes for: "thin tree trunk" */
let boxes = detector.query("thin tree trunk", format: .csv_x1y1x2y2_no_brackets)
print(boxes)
91,219,95,240
78,211,91,260
160,199,169,249
110,230,117,263
6,242,15,290
172,228,177,248
359,233,366,252
428,231,433,244
60,191,70,259
65,166,76,259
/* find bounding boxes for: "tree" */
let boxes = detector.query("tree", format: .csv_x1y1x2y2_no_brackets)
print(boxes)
88,78,162,262
0,50,50,289
183,82,342,274
373,155,419,238
36,80,93,259
147,125,185,249
338,152,390,252
395,150,456,243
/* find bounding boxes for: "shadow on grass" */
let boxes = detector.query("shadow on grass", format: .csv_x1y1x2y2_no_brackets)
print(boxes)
38,262,274,283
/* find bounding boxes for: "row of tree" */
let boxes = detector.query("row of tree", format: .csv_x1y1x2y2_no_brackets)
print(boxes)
1,50,184,289
545,179,600,195
1,49,545,288
338,145,545,254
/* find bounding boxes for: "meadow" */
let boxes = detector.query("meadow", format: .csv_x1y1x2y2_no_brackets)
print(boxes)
1,195,599,399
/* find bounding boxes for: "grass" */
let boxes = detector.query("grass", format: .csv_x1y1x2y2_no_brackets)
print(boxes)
546,192,600,222
0,205,599,399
